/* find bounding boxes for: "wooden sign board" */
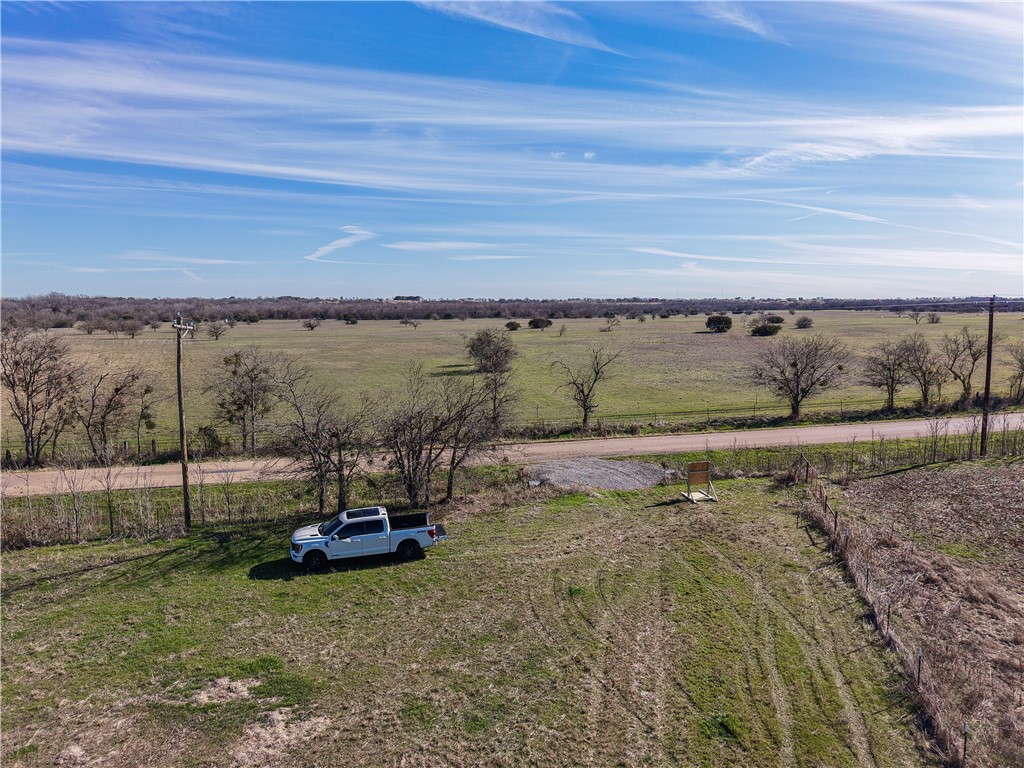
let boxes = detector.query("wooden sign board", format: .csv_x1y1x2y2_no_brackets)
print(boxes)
688,462,710,485
684,461,717,503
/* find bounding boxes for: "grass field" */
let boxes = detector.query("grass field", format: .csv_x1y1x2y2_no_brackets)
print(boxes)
1,477,935,767
3,310,1021,457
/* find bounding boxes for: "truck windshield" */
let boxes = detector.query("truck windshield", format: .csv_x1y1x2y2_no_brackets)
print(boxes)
318,515,344,537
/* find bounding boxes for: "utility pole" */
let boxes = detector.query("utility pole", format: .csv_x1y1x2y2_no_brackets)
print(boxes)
979,295,995,457
173,313,196,530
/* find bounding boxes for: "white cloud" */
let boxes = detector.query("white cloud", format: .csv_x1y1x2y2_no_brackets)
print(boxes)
114,250,256,265
304,225,375,263
448,255,532,261
696,3,786,43
384,241,494,251
422,2,616,52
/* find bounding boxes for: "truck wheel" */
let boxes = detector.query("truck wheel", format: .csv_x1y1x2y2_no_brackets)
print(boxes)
302,549,328,571
395,540,421,560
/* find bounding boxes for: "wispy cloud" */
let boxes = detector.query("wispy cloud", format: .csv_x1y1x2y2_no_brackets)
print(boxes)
422,2,616,52
114,250,256,266
696,3,786,43
448,255,532,261
304,225,375,263
68,265,204,282
3,39,1018,201
384,241,494,251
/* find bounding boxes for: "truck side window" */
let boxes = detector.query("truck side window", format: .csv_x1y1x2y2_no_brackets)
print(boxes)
363,519,384,535
337,522,364,539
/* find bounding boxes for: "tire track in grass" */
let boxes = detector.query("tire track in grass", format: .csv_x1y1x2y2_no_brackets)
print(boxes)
666,546,791,764
552,568,657,763
699,540,878,767
590,559,672,765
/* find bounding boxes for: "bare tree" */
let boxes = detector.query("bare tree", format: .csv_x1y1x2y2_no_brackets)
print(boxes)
940,325,989,406
97,443,125,537
204,347,285,454
439,376,493,502
1008,342,1024,404
862,339,909,411
275,358,374,515
374,365,451,509
908,311,923,325
398,318,420,330
75,363,147,461
134,385,163,458
56,450,89,541
301,317,322,331
1,327,83,465
551,347,622,430
600,317,621,332
206,320,230,341
900,333,947,407
750,335,850,420
122,319,145,339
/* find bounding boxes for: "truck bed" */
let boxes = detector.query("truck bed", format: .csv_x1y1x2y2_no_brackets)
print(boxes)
389,512,430,530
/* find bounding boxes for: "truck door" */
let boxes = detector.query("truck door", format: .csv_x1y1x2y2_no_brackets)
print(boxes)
358,518,389,556
328,521,364,560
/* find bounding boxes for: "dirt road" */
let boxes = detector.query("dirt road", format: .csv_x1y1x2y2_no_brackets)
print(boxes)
3,413,1020,498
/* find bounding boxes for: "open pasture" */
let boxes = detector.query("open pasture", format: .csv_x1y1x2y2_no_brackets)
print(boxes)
1,477,934,767
3,310,1019,457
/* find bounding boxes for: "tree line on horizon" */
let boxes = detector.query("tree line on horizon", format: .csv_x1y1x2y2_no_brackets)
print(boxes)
2,293,1019,332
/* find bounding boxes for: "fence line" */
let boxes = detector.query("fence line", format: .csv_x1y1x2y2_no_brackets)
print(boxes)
792,449,1023,767
0,394,929,460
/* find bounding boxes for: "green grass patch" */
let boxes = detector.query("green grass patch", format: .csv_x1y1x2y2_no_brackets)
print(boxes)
2,477,935,767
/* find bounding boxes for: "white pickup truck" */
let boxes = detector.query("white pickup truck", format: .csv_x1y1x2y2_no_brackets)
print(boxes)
290,506,446,569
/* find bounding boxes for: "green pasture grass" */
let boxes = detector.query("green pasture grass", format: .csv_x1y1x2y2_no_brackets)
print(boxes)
1,477,935,767
4,310,1020,456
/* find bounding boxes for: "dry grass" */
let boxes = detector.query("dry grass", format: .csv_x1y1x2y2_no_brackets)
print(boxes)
804,460,1024,767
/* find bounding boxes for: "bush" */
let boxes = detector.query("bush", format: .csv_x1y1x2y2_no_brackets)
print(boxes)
705,315,733,333
795,316,814,329
750,323,782,337
764,314,785,324
528,317,553,330
505,321,521,331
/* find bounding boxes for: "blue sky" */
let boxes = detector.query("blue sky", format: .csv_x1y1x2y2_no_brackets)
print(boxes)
2,1,1022,300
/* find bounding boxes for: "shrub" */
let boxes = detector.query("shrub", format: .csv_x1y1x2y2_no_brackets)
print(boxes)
750,323,782,337
795,316,814,329
705,315,732,333
505,321,521,331
528,317,553,330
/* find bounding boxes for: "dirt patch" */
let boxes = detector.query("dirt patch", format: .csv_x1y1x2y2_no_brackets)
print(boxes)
528,458,671,490
230,708,329,768
190,677,260,706
53,745,87,766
